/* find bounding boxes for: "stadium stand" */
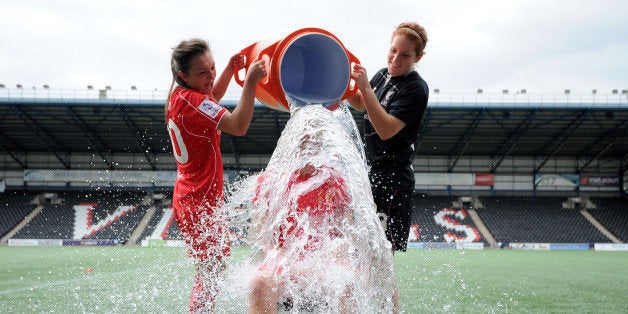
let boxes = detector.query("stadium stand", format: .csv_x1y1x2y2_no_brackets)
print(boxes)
138,207,166,241
83,206,148,243
165,217,184,240
11,190,152,243
412,194,483,242
12,202,76,239
138,207,183,242
1,90,626,247
587,197,628,242
476,196,610,244
2,190,627,246
0,191,39,238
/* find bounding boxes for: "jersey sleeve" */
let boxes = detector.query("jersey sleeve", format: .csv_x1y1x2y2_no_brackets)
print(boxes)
197,97,227,124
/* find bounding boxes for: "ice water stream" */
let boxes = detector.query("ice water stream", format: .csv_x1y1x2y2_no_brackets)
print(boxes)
221,104,395,312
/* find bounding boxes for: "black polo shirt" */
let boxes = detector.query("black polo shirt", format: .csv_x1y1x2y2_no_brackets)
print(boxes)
363,68,429,189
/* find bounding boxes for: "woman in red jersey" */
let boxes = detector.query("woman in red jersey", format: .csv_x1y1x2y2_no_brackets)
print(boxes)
164,38,266,313
247,110,356,313
248,162,352,313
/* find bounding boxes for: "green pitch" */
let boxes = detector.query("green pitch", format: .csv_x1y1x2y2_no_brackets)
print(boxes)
0,246,626,313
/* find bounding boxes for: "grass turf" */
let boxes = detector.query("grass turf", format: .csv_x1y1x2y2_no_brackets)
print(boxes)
0,246,626,313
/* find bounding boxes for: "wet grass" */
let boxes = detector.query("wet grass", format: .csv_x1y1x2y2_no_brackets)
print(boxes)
395,249,627,313
0,246,626,313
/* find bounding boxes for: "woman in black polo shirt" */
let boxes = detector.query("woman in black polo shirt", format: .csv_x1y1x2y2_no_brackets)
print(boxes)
347,21,429,312
348,21,429,252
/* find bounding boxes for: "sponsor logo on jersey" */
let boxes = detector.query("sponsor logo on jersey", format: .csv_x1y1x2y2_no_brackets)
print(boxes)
199,98,221,118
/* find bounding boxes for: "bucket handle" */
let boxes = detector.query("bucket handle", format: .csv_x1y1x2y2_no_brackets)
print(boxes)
257,43,279,86
234,43,256,87
234,42,274,87
341,49,361,100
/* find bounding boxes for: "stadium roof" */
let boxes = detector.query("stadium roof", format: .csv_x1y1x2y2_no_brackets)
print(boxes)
1,90,627,174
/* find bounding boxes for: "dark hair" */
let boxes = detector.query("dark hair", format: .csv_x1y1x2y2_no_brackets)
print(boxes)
392,22,428,57
164,38,210,123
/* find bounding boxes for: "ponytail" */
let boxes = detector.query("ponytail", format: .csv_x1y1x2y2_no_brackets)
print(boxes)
164,75,176,124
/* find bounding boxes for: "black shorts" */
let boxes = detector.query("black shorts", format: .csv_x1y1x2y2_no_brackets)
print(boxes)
371,183,413,251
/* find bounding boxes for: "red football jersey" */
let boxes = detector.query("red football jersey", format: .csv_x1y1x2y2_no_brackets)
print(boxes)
255,166,351,249
166,87,228,259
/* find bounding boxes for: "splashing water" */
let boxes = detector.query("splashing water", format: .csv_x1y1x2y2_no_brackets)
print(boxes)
223,104,395,312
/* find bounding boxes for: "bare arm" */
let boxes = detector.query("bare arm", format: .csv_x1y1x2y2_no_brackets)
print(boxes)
218,60,267,136
346,90,365,111
351,64,405,140
213,54,246,102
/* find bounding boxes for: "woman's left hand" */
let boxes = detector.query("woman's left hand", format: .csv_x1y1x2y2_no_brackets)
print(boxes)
351,64,370,91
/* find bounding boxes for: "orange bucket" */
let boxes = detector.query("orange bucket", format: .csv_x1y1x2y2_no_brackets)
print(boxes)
234,27,360,112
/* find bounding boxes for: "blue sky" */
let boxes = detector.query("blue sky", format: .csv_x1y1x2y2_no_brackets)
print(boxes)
1,0,627,96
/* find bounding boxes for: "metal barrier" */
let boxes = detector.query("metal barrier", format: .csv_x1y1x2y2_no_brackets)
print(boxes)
1,87,626,108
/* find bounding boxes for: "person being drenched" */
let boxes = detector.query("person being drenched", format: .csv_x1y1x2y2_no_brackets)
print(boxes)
237,104,396,313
